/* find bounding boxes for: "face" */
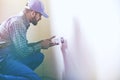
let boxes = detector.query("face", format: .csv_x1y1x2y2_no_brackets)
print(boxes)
31,11,42,25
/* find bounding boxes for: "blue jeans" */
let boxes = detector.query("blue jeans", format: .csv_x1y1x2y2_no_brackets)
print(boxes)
0,45,44,80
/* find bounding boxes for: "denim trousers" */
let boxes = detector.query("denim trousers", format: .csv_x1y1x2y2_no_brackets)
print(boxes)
0,45,44,80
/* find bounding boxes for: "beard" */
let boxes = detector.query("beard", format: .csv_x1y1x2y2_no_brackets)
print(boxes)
31,17,38,25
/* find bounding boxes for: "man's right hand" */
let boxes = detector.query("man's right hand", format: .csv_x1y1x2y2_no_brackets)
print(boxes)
40,36,59,49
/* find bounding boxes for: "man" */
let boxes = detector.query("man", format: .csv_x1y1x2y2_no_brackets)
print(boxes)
0,0,58,80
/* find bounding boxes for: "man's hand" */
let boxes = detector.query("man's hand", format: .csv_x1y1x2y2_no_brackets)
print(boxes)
0,41,9,48
40,36,59,49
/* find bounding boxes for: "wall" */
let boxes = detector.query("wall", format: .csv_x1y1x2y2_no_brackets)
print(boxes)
1,0,120,80
49,0,120,80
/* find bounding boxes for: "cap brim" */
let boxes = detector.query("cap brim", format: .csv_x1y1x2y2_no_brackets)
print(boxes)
40,11,49,18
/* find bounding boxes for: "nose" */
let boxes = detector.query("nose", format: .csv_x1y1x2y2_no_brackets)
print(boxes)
38,17,41,21
37,13,42,21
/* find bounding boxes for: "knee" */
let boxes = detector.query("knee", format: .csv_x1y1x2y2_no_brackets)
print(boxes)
36,52,45,64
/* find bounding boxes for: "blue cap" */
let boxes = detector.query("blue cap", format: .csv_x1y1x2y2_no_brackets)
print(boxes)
25,0,48,18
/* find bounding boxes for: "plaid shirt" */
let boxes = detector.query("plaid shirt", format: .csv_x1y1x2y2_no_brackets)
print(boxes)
0,12,41,58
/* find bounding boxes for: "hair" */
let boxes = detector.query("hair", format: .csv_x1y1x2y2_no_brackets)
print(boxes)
23,8,32,14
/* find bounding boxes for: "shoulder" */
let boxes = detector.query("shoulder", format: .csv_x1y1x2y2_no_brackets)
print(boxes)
10,15,23,25
0,14,23,27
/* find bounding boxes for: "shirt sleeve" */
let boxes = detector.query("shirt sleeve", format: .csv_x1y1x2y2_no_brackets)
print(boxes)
10,21,41,57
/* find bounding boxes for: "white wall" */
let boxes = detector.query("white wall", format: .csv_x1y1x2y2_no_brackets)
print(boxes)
49,0,120,80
